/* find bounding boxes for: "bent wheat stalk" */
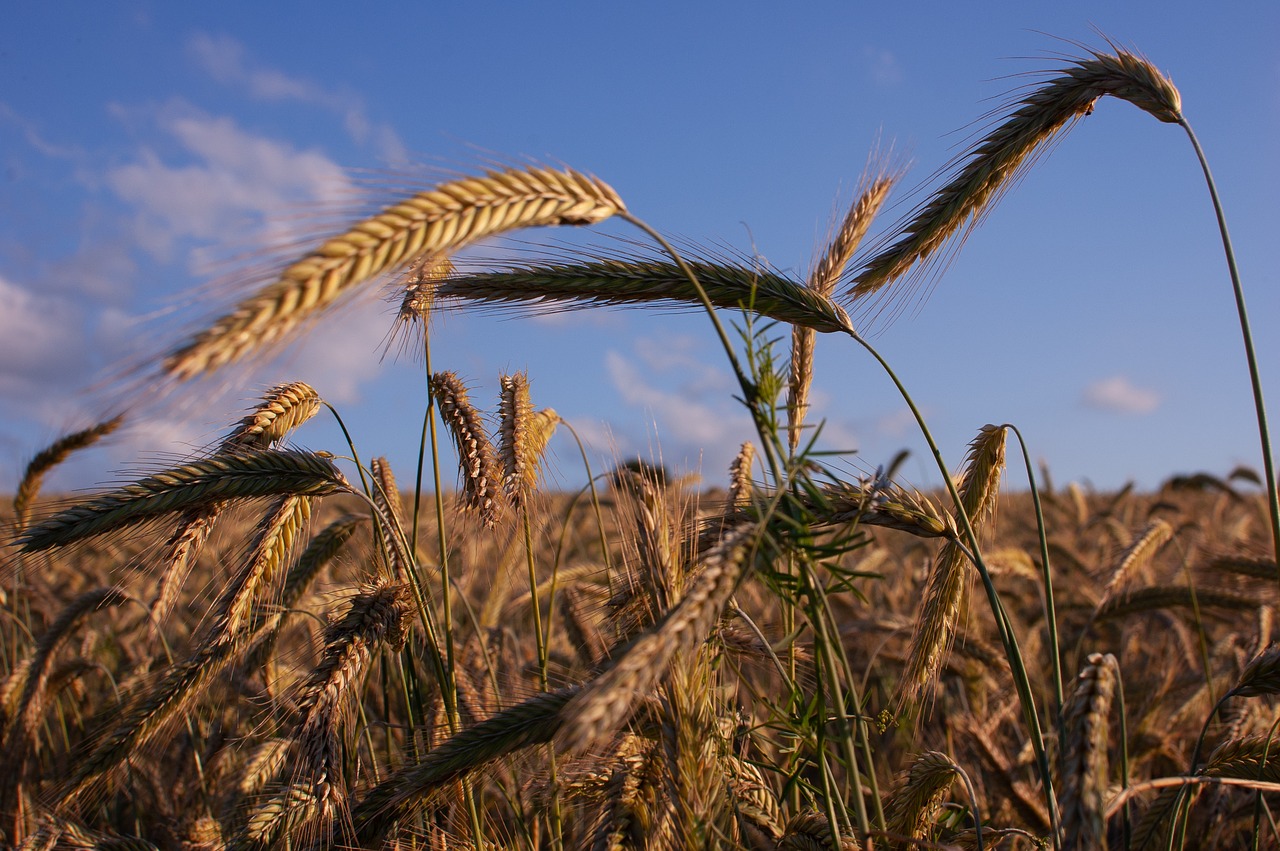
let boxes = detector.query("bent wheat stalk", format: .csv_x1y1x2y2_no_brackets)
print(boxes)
164,166,624,379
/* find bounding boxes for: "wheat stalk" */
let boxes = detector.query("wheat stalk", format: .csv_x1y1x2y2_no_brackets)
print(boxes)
852,47,1181,300
15,450,346,553
163,166,624,380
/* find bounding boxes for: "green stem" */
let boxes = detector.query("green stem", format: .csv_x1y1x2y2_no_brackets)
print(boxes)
1179,119,1280,576
1007,424,1065,733
845,328,1061,844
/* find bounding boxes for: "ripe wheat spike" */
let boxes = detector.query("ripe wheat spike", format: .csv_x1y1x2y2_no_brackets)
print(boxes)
163,166,624,380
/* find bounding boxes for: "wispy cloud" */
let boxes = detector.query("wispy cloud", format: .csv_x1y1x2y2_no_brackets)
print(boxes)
863,46,904,87
187,32,406,162
602,334,752,477
1082,375,1161,415
104,105,351,261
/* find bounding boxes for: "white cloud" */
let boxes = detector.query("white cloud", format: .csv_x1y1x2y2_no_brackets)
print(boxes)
0,274,87,392
187,32,406,163
864,46,904,86
603,339,754,479
105,107,351,261
1082,375,1161,415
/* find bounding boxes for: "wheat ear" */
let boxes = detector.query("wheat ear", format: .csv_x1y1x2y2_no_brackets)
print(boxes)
1098,518,1174,606
499,373,559,511
789,174,895,451
556,521,758,754
1058,652,1118,851
882,750,961,850
206,494,312,640
16,450,346,553
235,583,411,851
898,424,1006,707
437,256,853,333
150,383,320,633
852,47,1181,299
164,166,624,379
351,685,581,844
12,415,125,533
430,371,505,527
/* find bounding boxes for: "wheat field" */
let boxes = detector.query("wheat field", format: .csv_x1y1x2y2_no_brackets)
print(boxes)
3,42,1279,851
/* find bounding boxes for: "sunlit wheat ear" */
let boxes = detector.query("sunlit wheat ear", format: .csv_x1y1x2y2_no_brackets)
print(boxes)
499,372,559,511
387,254,454,357
1059,652,1118,851
12,414,125,534
778,811,860,850
370,456,405,530
351,686,581,844
163,165,625,380
788,173,897,451
0,588,129,777
898,424,1006,708
430,371,505,527
728,442,755,508
207,494,312,640
15,450,346,553
1098,518,1174,606
884,750,960,850
222,381,323,450
555,521,757,755
436,256,853,333
151,382,322,632
851,47,1181,301
235,583,411,851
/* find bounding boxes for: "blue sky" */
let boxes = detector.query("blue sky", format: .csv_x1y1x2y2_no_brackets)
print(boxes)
2,2,1278,496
